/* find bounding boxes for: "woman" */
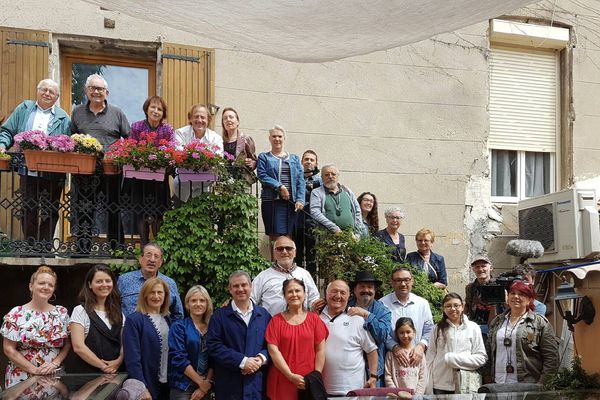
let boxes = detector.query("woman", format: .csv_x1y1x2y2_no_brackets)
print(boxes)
488,281,558,385
426,293,486,394
265,278,328,400
169,286,214,400
69,265,124,373
174,104,224,201
1,266,70,388
257,125,305,241
406,228,447,289
358,192,379,235
127,96,174,245
123,277,172,400
376,207,406,263
221,107,257,183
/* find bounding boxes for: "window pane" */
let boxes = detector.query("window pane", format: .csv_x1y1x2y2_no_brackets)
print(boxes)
525,152,551,198
71,64,149,123
491,149,517,197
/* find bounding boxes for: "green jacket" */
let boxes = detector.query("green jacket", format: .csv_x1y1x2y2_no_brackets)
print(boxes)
488,310,559,384
0,100,71,149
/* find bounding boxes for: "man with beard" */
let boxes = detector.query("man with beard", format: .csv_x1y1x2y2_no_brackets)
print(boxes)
347,271,392,387
251,236,322,316
310,164,367,238
464,254,496,338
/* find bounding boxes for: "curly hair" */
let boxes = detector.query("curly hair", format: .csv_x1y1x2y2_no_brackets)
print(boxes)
357,192,379,234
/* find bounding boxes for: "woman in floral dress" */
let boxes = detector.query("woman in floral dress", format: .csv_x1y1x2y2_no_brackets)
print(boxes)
1,266,70,388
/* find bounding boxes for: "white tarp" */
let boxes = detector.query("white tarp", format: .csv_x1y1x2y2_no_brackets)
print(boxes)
83,0,538,62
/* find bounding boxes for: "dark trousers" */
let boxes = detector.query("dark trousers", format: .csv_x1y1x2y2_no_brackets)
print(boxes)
19,174,64,244
294,212,317,278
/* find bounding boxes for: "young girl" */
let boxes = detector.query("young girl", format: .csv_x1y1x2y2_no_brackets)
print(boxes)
426,293,487,394
384,317,427,394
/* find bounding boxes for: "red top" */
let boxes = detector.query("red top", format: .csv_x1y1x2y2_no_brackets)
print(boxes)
265,311,329,400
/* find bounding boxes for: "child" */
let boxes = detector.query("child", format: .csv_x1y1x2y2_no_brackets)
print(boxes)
384,317,427,394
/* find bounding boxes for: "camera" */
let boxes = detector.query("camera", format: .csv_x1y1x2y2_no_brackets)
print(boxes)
479,271,524,305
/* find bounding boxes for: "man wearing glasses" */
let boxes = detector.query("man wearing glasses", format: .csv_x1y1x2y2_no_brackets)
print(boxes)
251,236,321,316
381,267,433,367
70,74,130,252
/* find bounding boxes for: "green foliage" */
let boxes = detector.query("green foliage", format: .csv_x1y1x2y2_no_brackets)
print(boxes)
155,179,268,305
545,356,600,391
314,228,445,321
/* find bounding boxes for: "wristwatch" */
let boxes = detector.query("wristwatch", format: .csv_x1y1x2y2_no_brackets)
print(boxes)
369,372,378,379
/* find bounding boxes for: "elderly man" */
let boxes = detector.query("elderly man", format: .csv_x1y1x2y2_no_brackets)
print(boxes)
117,242,183,319
347,271,392,387
464,254,497,337
251,236,321,316
207,271,271,400
320,279,378,396
310,163,367,237
70,74,130,251
381,267,433,368
0,79,71,243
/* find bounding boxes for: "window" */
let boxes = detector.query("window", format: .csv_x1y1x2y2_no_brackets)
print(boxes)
489,19,569,202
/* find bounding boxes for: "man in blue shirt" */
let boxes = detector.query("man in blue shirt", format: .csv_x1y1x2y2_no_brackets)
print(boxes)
117,242,184,319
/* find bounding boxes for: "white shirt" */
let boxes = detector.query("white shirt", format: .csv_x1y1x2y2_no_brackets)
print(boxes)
320,307,377,395
174,126,223,153
231,300,254,326
494,316,522,384
32,103,55,133
251,266,319,316
70,305,125,336
380,292,434,349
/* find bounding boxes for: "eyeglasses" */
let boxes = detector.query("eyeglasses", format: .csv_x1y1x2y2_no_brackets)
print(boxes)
323,172,338,177
143,252,162,260
275,246,295,253
38,87,58,96
87,86,107,93
443,304,463,310
387,216,403,220
392,278,412,284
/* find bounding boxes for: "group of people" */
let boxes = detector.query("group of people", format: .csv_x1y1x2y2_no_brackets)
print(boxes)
1,237,559,399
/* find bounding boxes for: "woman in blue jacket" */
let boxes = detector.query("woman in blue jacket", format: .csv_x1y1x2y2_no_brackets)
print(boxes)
168,285,214,400
257,125,305,242
406,228,448,289
123,277,172,400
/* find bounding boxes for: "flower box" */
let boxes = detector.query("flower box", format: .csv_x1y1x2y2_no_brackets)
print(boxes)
0,158,10,171
23,150,97,175
102,159,120,175
177,169,218,183
122,165,166,181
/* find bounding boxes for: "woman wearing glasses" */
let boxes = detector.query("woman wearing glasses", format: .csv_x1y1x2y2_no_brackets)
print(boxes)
426,293,486,394
406,228,447,289
358,192,379,235
375,207,406,263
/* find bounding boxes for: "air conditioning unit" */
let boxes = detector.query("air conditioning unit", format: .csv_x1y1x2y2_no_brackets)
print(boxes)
518,188,600,263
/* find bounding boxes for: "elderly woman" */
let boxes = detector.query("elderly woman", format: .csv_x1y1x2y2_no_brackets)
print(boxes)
265,278,328,400
257,125,305,241
126,96,175,245
123,277,172,400
221,107,257,180
376,207,406,263
487,281,558,385
358,192,379,235
174,104,223,201
70,265,124,373
1,266,70,388
406,228,447,289
168,285,214,400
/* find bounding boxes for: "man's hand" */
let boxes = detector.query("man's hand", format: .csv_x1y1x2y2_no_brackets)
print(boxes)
241,357,262,375
347,306,369,319
393,345,410,368
310,298,326,314
364,377,377,388
409,343,425,367
294,202,304,211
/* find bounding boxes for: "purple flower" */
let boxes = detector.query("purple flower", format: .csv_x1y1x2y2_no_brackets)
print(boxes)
192,152,200,159
148,154,157,160
48,135,76,152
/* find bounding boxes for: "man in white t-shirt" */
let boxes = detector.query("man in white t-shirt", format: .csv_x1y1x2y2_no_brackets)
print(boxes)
320,280,378,396
251,236,321,315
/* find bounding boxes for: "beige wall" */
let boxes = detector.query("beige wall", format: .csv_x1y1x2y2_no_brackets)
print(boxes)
2,0,600,294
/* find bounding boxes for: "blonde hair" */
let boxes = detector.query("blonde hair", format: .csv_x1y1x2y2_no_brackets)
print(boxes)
136,277,170,315
30,265,57,285
187,104,213,124
184,285,213,324
415,228,435,243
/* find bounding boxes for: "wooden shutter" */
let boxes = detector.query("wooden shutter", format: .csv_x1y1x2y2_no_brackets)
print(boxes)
161,43,214,130
0,27,50,123
489,46,559,153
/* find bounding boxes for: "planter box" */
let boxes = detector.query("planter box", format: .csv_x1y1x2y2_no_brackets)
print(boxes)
102,159,120,175
177,169,218,183
122,165,166,181
0,158,10,171
24,150,96,175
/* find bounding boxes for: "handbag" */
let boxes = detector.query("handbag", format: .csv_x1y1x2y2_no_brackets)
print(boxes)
454,369,482,394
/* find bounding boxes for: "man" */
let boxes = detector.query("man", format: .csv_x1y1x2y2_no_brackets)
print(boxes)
293,150,321,277
252,236,321,316
464,254,497,336
70,74,130,251
347,271,392,387
310,163,367,237
381,268,433,367
320,280,378,396
117,242,184,319
0,79,71,243
207,271,271,400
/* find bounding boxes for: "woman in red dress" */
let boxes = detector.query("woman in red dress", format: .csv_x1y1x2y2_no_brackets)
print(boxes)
265,278,328,400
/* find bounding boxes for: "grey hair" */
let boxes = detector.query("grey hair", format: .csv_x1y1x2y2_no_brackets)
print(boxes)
143,242,163,257
269,124,286,138
229,270,252,286
85,74,108,90
37,79,59,94
384,206,405,219
326,279,349,294
321,164,339,175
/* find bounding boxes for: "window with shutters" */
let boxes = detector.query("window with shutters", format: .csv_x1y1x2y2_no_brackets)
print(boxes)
489,19,570,202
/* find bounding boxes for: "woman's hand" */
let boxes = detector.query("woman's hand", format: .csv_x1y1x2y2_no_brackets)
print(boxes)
191,388,207,400
279,186,290,200
101,358,121,374
36,361,59,375
433,282,446,289
288,373,305,389
141,389,152,400
294,202,304,212
244,158,256,169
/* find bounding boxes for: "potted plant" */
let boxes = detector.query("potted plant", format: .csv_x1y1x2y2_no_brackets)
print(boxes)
175,140,231,182
0,152,11,171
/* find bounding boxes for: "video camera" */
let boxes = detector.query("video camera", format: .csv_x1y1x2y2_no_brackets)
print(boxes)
479,271,525,305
